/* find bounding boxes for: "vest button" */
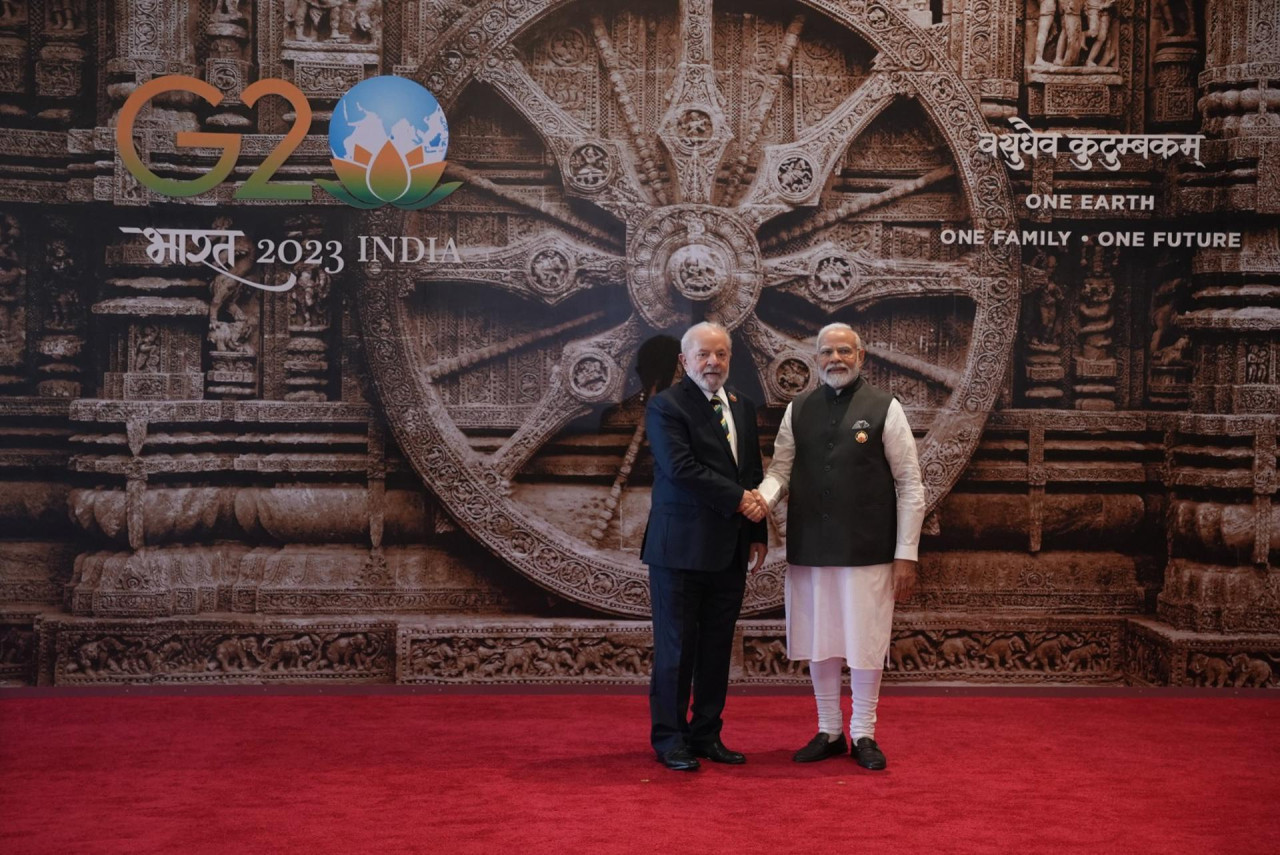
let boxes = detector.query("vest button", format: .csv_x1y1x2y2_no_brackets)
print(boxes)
822,513,829,520
824,464,831,471
827,442,834,449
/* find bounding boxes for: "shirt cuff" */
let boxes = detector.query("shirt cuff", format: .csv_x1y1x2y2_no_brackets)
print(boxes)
894,544,919,562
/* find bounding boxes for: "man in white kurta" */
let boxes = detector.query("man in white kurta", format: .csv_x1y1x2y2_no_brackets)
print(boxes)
756,323,925,769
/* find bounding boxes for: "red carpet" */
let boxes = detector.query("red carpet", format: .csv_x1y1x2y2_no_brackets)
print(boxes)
1,692,1277,855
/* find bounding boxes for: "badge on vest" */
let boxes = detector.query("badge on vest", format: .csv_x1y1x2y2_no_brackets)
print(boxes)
852,419,870,444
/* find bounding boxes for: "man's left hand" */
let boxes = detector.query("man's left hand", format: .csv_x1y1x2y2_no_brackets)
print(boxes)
749,542,767,574
892,559,917,602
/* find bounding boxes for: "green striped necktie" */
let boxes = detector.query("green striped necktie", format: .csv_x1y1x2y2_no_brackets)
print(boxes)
710,395,731,444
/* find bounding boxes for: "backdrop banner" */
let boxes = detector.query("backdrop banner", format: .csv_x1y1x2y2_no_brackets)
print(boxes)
0,0,1275,688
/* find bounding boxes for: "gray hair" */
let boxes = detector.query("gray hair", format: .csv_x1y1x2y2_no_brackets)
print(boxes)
815,322,863,351
681,321,732,354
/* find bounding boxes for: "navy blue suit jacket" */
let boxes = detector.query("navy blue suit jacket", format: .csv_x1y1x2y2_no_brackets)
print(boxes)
642,375,767,571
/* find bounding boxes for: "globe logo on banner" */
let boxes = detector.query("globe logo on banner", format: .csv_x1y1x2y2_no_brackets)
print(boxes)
317,75,461,209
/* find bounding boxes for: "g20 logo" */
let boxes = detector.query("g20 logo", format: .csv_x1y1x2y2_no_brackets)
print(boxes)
117,74,461,209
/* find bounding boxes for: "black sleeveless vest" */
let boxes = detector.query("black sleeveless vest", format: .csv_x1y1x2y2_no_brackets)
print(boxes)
786,376,897,566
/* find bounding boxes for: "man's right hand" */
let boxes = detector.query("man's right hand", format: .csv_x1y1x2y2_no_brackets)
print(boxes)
737,489,768,523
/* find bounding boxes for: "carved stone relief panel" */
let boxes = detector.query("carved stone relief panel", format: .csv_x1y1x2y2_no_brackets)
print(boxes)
741,616,1127,684
48,619,396,684
365,0,1019,617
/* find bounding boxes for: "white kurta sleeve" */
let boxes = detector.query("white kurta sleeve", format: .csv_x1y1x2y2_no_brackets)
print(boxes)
757,401,795,509
884,399,926,561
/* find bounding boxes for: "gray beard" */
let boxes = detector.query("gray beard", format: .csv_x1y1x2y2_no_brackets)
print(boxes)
691,369,728,394
822,368,859,390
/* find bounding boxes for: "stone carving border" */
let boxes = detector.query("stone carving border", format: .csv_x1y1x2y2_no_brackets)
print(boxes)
396,619,653,684
741,616,1127,684
46,619,396,685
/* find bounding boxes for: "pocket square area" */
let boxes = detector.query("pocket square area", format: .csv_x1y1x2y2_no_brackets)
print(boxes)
851,419,871,430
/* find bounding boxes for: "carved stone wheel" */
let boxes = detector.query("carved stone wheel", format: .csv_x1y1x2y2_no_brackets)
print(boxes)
357,0,1019,616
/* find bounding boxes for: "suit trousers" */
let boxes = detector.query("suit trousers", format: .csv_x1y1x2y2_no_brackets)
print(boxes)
647,554,747,754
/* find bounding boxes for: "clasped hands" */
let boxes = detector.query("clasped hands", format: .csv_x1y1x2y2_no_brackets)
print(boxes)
737,488,768,523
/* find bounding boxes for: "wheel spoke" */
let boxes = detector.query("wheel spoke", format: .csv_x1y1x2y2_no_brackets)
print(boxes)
720,13,806,204
444,162,621,250
737,70,908,224
656,0,734,203
590,14,669,206
863,344,960,389
760,165,955,250
426,310,609,382
409,236,627,306
490,315,647,480
764,242,979,311
474,49,651,225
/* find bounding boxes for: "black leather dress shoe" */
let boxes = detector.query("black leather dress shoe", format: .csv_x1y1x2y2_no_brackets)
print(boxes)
690,739,746,764
792,732,847,763
852,736,887,770
655,746,700,771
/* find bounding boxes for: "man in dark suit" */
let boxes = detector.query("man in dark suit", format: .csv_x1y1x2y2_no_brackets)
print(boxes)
642,321,768,772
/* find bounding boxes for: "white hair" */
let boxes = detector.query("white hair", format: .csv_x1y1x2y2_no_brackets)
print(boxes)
681,321,732,354
815,322,863,351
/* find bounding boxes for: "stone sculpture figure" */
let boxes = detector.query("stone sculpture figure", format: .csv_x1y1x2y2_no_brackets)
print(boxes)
1032,0,1060,67
1189,652,1231,687
1153,0,1196,37
1149,278,1190,366
133,325,160,372
938,635,981,666
1230,654,1273,688
889,634,934,671
983,636,1027,669
0,0,23,25
1245,345,1269,384
286,0,345,41
1084,0,1117,67
1031,0,1116,68
1065,642,1106,670
1029,255,1065,351
47,0,77,30
1078,248,1115,361
1055,0,1086,66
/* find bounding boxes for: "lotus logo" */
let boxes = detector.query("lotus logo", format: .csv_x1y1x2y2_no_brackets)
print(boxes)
317,75,461,209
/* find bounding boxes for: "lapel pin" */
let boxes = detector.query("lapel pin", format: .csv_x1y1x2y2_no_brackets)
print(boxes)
728,392,737,403
856,430,869,443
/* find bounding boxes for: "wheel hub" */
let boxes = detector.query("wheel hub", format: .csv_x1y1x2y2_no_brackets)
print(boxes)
627,205,762,331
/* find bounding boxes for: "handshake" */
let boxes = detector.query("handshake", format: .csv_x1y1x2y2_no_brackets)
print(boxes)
737,489,769,523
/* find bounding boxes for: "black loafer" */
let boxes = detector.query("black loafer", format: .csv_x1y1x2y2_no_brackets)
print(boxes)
690,739,746,764
852,736,887,770
655,745,700,771
792,732,847,763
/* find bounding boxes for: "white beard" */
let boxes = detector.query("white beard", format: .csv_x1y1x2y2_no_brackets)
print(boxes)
822,367,859,390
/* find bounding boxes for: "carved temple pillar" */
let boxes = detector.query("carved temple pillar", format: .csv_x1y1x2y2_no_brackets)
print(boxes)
35,217,86,398
266,0,383,130
1156,0,1280,636
948,0,1021,120
32,0,90,125
104,1,200,206
0,0,27,119
204,0,255,131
